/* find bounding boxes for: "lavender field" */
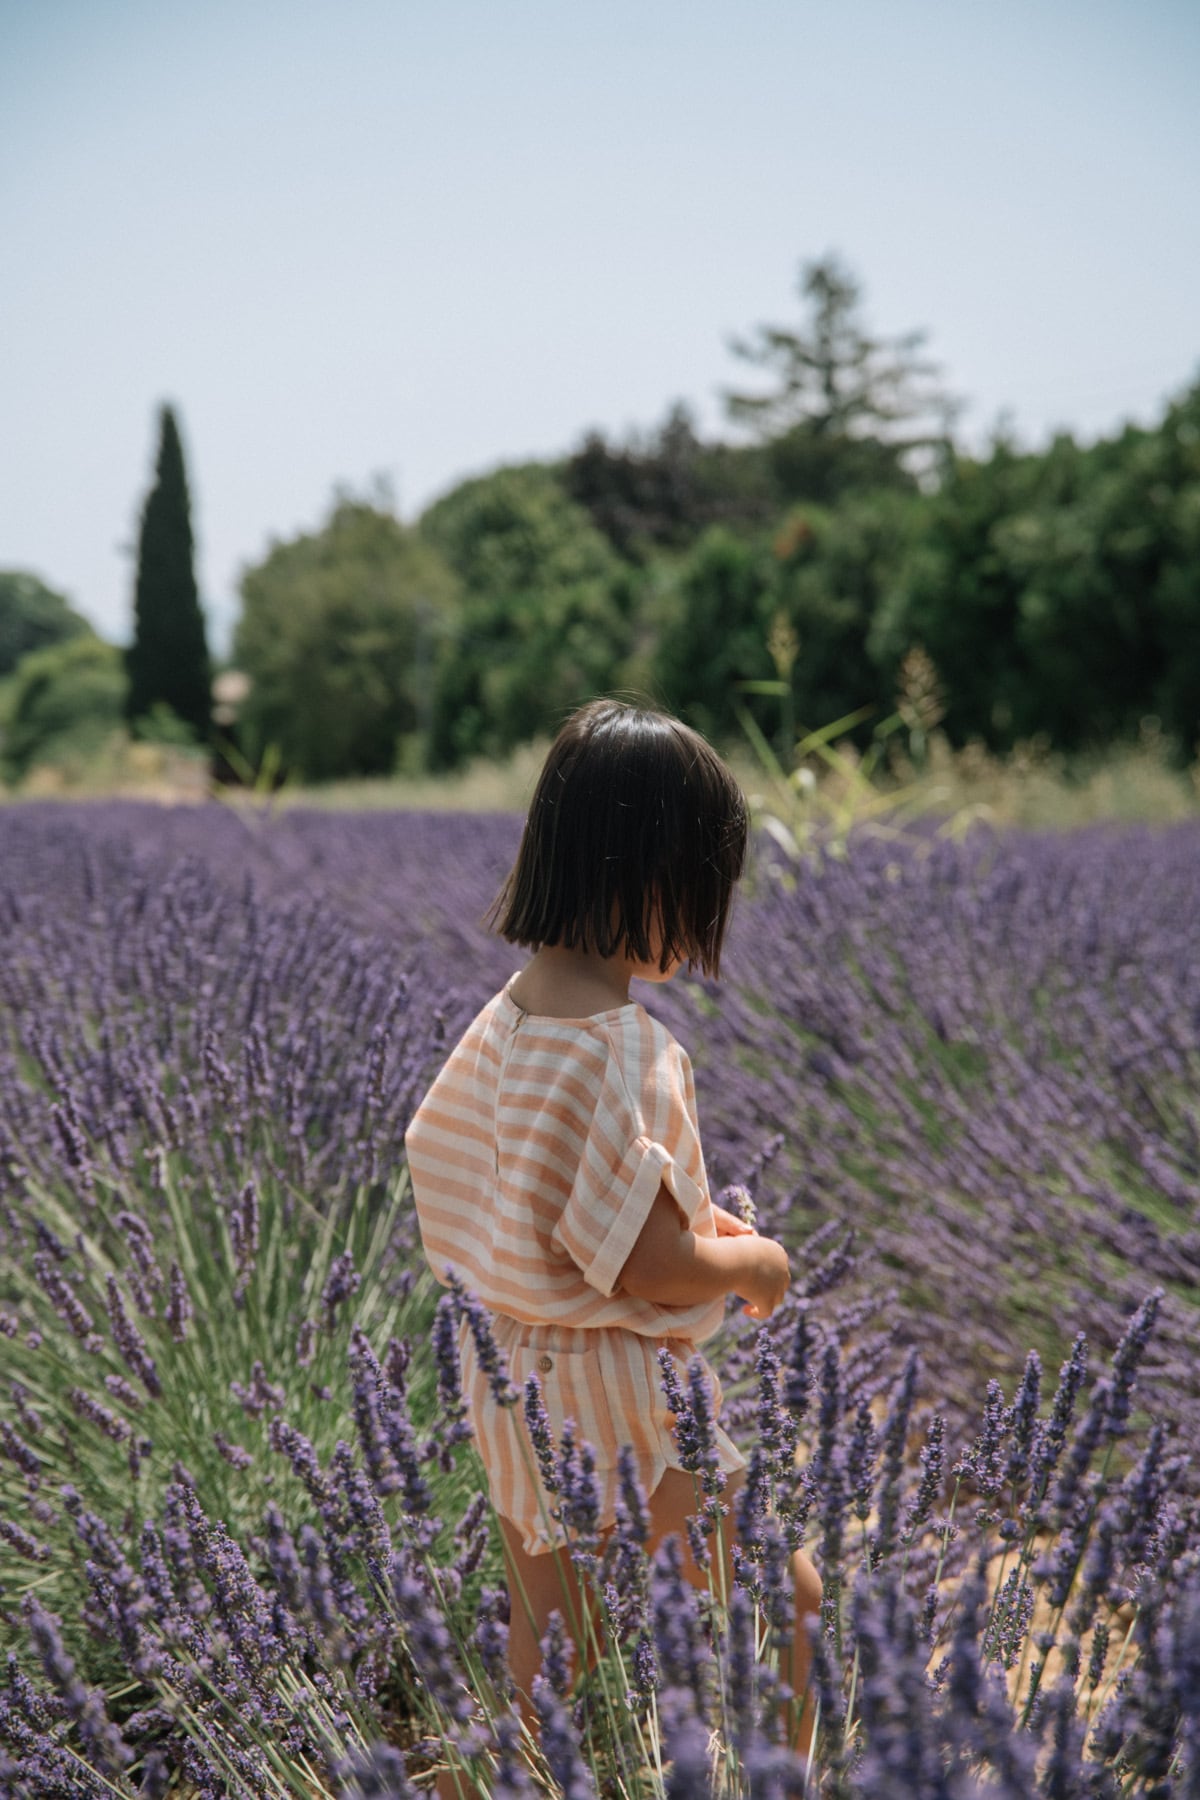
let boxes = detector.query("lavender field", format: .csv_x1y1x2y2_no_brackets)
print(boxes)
1,800,1198,1797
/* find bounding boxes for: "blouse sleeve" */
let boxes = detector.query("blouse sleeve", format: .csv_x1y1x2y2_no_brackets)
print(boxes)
550,1024,709,1299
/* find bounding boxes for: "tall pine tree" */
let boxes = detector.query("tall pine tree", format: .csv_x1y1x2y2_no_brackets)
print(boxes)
125,404,211,739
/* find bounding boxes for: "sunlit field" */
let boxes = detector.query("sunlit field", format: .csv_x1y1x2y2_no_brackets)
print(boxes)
1,801,1197,1796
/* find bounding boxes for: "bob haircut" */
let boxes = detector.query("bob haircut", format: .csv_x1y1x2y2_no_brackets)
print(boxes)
489,699,748,978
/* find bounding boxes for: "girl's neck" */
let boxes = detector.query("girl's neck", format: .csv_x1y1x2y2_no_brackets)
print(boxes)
508,941,678,1020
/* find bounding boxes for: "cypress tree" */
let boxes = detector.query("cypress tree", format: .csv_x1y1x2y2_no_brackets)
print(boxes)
125,404,211,739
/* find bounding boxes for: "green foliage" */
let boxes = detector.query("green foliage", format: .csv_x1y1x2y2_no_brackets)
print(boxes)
766,421,918,504
235,498,460,782
773,490,923,733
126,405,212,741
2,633,126,780
0,1155,450,1681
130,700,201,747
724,252,958,485
648,528,776,743
871,379,1200,756
420,464,634,767
563,402,778,559
869,435,1043,747
209,338,1200,787
0,570,92,679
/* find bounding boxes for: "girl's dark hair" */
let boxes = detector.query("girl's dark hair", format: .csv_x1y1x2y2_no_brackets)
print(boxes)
489,699,748,978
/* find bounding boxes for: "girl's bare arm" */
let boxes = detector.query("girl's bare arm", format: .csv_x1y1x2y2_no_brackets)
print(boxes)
617,1183,791,1319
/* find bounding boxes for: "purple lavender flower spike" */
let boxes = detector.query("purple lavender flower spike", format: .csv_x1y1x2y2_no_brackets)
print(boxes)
1037,1681,1091,1799
900,1412,946,1546
657,1344,688,1419
657,1350,724,1518
49,1092,95,1205
349,1327,401,1497
658,1686,711,1799
138,1747,172,1800
229,1179,261,1301
0,1517,50,1561
269,1417,331,1508
390,1557,475,1727
524,1374,559,1497
632,1632,659,1700
385,1335,411,1390
531,1670,599,1799
1170,1566,1200,1797
555,1421,601,1569
321,1250,362,1328
68,1386,132,1442
615,1442,649,1545
115,1208,164,1313
734,1446,771,1573
0,1421,42,1483
538,1609,574,1699
686,1356,725,1501
651,1535,712,1711
845,1397,876,1523
230,1359,285,1419
212,1430,253,1470
9,1380,43,1438
473,1586,512,1696
871,1351,919,1563
23,1594,132,1777
755,1329,799,1485
1111,1422,1167,1585
1049,1377,1113,1525
782,1303,815,1424
1024,1334,1088,1523
1001,1349,1041,1496
103,1372,143,1412
446,1272,519,1407
1105,1288,1163,1439
335,1742,420,1799
685,1513,712,1572
721,1183,756,1227
106,1273,162,1398
486,1707,540,1799
454,1491,489,1577
295,1317,317,1367
300,1523,340,1636
954,1376,1008,1506
32,1251,98,1345
851,1570,944,1794
164,1260,193,1344
725,1584,758,1754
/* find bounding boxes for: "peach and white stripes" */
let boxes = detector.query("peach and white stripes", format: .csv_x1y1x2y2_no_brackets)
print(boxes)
405,977,746,1552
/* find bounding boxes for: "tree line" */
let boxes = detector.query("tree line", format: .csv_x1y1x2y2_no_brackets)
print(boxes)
3,254,1199,785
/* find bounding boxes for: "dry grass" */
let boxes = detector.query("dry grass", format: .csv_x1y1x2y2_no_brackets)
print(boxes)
4,722,1200,835
726,724,1200,851
0,733,548,815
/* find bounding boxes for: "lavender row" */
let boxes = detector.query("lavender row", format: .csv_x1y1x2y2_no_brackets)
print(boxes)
0,1245,1195,1794
0,800,1197,1792
4,800,1195,1459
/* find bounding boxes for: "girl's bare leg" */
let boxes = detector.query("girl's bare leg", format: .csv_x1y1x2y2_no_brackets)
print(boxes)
497,1513,594,1724
435,1475,821,1794
642,1467,823,1757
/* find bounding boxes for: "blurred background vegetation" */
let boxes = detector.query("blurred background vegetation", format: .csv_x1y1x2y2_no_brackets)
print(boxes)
2,254,1199,826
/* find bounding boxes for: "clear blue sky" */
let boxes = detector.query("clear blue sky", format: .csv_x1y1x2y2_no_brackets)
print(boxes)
2,0,1198,657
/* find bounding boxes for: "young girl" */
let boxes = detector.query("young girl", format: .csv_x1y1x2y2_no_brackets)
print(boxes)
405,698,822,1764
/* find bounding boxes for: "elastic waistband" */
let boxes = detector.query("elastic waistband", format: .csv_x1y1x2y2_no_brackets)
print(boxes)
481,1313,696,1360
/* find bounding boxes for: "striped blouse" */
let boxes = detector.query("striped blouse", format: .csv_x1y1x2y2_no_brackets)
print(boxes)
404,975,745,1550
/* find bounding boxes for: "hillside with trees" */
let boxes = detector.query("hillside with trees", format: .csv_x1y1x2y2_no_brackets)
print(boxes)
4,256,1198,792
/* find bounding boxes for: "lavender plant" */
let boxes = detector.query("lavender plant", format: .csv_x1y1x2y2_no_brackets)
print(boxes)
0,801,1197,1794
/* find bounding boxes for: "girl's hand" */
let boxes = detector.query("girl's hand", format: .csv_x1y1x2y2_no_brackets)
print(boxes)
712,1203,756,1238
736,1235,792,1320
